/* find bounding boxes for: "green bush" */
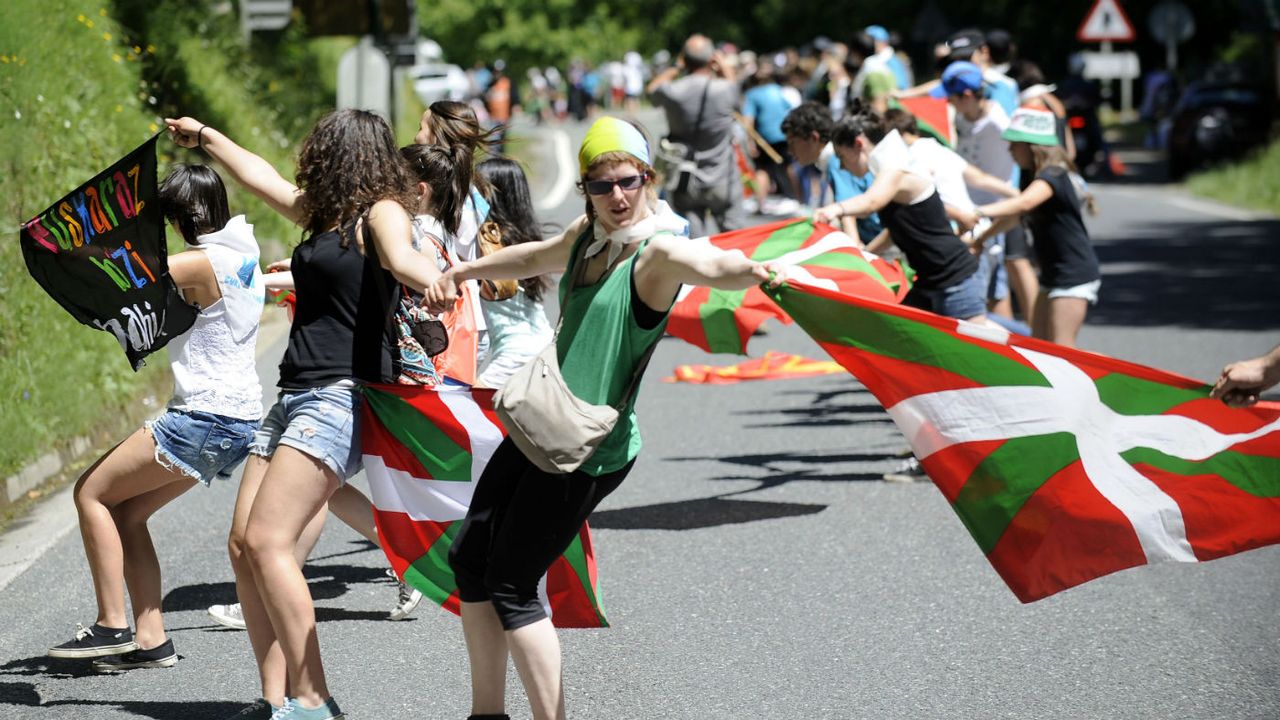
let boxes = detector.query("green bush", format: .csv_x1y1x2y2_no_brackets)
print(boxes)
0,0,347,479
1186,136,1280,215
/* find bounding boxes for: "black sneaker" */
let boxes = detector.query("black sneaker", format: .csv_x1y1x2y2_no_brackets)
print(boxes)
90,639,177,672
48,623,138,658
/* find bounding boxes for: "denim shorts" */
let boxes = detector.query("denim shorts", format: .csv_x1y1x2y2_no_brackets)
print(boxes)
146,409,260,486
904,269,988,320
249,381,363,482
1044,278,1102,304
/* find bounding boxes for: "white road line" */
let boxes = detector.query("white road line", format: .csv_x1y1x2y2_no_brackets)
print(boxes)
1105,187,1268,222
535,129,576,212
0,484,78,592
1159,194,1266,222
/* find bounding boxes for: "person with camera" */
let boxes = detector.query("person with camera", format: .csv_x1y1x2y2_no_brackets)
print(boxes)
647,34,746,237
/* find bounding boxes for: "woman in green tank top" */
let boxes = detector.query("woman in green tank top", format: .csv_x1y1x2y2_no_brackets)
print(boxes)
425,117,793,720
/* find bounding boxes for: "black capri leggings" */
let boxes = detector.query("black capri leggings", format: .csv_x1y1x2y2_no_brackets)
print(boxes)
448,437,634,630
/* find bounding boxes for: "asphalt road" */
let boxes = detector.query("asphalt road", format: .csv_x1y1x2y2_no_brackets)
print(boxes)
0,112,1276,720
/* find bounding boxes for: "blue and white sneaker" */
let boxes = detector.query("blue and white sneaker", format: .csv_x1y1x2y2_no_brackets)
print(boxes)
270,697,344,720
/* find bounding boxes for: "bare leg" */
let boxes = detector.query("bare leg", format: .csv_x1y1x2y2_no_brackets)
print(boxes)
112,479,197,648
988,295,1014,319
460,601,510,715
1007,258,1039,326
508,618,565,720
1046,296,1090,348
73,427,190,631
244,446,340,710
327,483,380,546
1032,293,1051,342
232,454,325,706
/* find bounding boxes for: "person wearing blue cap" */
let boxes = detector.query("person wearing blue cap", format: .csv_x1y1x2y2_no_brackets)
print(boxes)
865,25,910,90
944,60,1018,324
427,116,795,720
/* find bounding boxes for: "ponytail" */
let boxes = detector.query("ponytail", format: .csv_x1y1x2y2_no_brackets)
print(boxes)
400,144,468,236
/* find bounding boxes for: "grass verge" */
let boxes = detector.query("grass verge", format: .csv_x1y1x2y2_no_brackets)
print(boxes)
1185,137,1280,215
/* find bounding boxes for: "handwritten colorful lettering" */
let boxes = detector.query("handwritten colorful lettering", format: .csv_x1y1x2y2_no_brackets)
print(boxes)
19,134,197,370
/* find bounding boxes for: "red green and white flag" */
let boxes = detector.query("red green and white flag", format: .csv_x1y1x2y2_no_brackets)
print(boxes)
889,96,955,147
667,219,911,355
663,351,844,384
768,280,1280,602
361,384,609,628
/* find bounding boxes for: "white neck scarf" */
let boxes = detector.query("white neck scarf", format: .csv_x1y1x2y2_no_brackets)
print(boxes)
585,200,689,266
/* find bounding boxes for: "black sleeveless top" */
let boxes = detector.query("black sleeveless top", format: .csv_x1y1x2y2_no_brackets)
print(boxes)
278,228,399,389
878,191,978,290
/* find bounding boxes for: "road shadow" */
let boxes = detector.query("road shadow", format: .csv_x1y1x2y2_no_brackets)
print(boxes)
1092,218,1280,331
163,561,391,614
590,496,825,531
42,698,243,719
0,656,98,680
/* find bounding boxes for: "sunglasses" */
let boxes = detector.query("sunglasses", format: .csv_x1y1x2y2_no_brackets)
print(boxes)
583,174,647,196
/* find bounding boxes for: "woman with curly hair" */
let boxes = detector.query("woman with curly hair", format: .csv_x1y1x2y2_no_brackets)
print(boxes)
166,110,440,720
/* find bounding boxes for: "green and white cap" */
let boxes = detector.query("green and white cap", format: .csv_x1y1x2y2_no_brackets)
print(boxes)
1002,106,1059,146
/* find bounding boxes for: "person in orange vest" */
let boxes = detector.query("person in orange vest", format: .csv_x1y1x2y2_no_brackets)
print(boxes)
484,60,519,154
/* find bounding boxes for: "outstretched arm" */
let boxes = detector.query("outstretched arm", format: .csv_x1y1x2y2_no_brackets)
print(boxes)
1210,345,1280,407
165,116,305,226
976,178,1053,220
814,169,902,224
365,200,441,292
424,215,586,313
633,234,791,312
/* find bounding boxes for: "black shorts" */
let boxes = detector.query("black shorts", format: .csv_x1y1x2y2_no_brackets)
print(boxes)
1005,223,1031,260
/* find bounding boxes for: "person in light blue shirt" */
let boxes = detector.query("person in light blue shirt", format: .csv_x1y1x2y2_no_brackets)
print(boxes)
743,63,800,210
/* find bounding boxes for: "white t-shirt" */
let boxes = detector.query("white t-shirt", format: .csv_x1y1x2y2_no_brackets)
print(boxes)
954,102,1014,204
908,137,974,212
869,130,935,205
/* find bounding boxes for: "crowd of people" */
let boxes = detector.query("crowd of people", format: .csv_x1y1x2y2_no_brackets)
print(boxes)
36,22,1276,720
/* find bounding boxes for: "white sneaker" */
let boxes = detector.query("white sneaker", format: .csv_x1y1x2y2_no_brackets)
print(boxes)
208,603,247,630
386,569,423,621
882,456,929,483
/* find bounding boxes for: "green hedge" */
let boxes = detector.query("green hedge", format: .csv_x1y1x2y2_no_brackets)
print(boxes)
0,0,351,478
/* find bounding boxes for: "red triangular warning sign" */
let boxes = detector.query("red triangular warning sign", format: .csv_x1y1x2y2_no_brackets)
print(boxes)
1077,0,1136,42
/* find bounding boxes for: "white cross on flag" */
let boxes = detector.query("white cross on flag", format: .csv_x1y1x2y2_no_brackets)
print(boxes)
769,280,1280,602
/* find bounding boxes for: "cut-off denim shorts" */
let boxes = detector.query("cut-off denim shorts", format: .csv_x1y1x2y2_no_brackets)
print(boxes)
249,380,363,482
146,409,260,486
904,269,988,320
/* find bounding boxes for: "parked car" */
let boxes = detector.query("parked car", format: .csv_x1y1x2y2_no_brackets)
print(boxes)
1165,68,1272,179
410,63,470,105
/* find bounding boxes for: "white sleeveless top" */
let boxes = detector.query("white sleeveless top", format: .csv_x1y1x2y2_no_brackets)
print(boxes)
167,215,264,420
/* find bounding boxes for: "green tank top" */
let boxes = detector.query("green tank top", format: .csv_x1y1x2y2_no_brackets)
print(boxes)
556,229,671,476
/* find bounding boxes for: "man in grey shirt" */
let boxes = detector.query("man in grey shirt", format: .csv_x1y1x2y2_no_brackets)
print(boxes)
648,34,746,237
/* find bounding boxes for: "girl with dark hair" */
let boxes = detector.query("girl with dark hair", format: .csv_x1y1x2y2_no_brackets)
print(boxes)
396,142,474,386
425,116,794,720
814,105,987,324
48,164,264,675
473,157,553,388
165,110,442,720
416,101,502,366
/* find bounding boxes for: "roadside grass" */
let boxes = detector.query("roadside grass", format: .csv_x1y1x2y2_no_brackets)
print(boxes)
0,0,358,484
1185,137,1280,215
0,1,178,482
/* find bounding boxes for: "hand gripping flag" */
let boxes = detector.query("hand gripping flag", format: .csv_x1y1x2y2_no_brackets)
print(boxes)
361,384,608,627
667,218,911,355
19,135,197,369
767,280,1280,603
